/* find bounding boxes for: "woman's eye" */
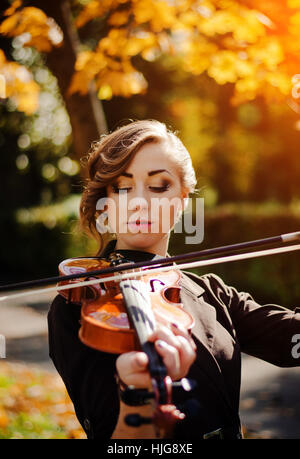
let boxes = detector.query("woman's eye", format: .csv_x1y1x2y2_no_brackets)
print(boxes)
149,185,170,193
111,186,131,194
111,183,170,193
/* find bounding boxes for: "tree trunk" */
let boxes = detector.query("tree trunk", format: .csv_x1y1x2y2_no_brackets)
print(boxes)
30,0,108,164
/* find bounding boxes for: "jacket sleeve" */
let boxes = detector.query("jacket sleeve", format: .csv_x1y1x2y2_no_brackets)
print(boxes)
205,273,300,367
47,294,120,439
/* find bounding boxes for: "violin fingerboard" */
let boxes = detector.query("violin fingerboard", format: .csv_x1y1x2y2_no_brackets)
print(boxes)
119,279,156,346
119,279,167,382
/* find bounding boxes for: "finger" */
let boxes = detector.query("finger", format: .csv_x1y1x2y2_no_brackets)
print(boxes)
170,322,197,351
175,335,197,375
155,339,180,380
131,352,149,373
116,352,150,388
148,325,182,350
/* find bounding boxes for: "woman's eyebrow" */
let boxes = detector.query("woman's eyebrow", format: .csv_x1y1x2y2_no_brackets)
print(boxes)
119,169,172,178
148,169,171,176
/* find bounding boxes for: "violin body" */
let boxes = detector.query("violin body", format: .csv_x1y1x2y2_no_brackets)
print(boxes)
58,257,194,355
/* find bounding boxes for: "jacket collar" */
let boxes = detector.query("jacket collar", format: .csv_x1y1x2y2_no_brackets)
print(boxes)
180,271,205,297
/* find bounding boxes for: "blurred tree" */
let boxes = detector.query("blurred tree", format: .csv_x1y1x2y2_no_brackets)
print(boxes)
1,0,300,281
1,0,300,165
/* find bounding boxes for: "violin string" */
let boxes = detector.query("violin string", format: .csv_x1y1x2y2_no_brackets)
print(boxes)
1,242,300,303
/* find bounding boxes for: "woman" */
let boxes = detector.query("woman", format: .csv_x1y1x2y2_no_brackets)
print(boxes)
48,119,300,440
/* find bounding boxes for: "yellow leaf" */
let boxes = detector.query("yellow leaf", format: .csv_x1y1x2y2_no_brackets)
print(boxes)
98,28,127,56
68,71,90,95
208,50,238,84
108,10,130,27
98,84,113,100
16,82,39,113
265,72,292,95
96,68,147,98
0,14,20,35
248,39,284,70
75,0,118,28
181,38,218,75
288,0,300,7
0,52,40,114
4,0,22,16
0,49,6,66
133,0,178,32
70,50,108,95
235,77,259,93
0,6,62,52
289,11,300,36
233,10,266,43
27,36,54,53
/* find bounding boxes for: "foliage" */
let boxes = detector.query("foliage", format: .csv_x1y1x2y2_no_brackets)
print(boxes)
0,1,63,52
1,0,300,114
0,47,39,114
0,361,85,439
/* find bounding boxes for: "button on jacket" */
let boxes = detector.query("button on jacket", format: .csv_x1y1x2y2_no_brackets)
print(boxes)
47,269,300,439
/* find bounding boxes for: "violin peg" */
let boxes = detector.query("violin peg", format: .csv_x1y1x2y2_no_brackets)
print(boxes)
125,413,152,427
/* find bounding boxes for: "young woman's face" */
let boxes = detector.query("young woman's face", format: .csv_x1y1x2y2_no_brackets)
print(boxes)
105,141,187,253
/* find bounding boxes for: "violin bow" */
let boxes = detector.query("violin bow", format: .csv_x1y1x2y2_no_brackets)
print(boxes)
0,231,300,302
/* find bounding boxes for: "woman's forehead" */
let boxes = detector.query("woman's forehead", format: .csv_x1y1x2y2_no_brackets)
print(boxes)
123,142,178,175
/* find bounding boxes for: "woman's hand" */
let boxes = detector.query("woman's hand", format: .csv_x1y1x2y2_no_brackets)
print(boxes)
115,323,197,388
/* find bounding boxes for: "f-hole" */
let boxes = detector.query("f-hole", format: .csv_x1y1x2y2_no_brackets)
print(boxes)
149,278,165,292
163,287,181,304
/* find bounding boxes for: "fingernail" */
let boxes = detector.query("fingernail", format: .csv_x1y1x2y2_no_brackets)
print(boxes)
171,322,179,329
156,339,167,349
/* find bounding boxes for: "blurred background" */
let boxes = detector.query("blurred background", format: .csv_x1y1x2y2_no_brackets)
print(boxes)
0,0,300,439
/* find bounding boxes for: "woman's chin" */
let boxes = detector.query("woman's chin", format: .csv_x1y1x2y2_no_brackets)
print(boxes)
119,233,162,251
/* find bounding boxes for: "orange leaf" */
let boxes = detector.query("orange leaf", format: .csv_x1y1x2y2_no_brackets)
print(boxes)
4,0,22,16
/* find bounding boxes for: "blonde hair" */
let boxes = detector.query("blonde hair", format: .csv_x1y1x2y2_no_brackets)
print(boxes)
79,119,197,254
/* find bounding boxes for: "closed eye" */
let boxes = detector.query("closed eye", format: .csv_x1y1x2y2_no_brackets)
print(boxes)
149,185,170,193
111,184,170,193
111,186,132,194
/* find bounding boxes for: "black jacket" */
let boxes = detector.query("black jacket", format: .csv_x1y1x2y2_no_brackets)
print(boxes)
47,258,300,440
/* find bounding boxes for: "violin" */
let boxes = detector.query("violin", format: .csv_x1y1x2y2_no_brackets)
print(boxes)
58,252,196,438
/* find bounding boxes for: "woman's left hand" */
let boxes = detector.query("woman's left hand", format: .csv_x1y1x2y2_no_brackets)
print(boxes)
147,322,197,381
115,323,197,388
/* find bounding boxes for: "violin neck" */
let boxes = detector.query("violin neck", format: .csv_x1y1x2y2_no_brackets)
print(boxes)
119,279,167,381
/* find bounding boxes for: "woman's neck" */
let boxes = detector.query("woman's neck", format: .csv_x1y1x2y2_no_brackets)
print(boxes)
114,235,170,257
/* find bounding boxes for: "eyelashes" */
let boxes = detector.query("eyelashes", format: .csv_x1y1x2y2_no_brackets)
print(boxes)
149,185,170,193
111,186,130,194
111,184,170,194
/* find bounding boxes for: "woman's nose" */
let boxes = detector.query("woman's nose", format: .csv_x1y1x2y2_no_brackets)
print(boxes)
129,186,150,212
129,196,149,212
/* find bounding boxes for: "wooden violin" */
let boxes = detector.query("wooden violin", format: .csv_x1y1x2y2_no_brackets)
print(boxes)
58,252,196,438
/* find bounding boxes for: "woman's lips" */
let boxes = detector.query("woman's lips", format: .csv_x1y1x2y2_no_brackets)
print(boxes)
127,220,153,230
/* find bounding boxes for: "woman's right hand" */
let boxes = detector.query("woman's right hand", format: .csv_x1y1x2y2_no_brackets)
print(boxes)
115,323,197,388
